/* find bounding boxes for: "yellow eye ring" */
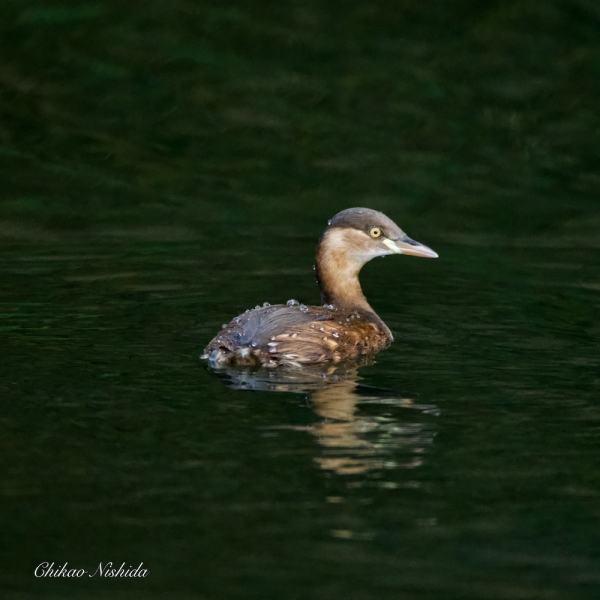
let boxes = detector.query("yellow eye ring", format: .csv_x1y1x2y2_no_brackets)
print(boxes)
369,227,382,238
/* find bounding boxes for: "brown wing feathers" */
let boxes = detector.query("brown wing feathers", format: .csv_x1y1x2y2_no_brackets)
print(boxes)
202,305,391,366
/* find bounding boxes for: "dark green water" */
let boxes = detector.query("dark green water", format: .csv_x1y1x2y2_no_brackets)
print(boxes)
1,1,600,598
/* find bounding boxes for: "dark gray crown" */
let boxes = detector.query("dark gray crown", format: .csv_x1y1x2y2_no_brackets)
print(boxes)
327,207,404,239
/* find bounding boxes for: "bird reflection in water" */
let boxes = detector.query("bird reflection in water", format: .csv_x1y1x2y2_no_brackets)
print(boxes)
210,358,438,478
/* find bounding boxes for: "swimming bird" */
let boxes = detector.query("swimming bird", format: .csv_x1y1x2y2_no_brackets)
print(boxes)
201,207,437,367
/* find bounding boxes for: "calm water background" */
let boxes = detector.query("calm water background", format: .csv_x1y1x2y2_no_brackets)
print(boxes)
1,1,599,598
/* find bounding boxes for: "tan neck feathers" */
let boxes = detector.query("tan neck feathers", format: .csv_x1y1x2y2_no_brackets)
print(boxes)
315,228,374,313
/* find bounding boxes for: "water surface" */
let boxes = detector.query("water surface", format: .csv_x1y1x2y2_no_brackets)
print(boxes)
1,1,600,598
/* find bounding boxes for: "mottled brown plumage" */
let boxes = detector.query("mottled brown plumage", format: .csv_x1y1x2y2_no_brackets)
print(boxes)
202,208,437,367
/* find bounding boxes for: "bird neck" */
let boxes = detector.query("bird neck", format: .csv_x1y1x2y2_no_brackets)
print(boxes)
315,228,375,314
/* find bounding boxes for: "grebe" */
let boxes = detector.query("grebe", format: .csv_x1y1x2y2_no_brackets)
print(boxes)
201,208,437,367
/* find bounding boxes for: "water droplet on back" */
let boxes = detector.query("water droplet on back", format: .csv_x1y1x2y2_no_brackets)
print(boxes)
286,299,299,307
263,302,270,307
299,304,308,312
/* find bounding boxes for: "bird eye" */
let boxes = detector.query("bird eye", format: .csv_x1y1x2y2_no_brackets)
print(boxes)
369,227,382,238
